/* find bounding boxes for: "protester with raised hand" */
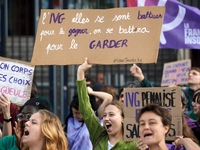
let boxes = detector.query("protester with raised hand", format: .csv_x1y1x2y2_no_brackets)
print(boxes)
130,64,153,87
0,93,19,137
87,86,113,120
65,88,112,150
77,57,137,149
0,93,12,138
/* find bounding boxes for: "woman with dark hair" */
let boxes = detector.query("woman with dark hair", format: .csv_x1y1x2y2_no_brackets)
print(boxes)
192,89,200,124
181,90,200,144
137,104,199,150
130,64,200,144
0,98,51,150
64,95,93,150
65,89,112,150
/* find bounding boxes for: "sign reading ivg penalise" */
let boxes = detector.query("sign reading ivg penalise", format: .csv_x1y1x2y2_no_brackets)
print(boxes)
0,57,35,106
123,87,182,142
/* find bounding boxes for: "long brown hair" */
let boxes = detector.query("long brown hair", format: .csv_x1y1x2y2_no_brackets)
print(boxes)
182,112,199,144
23,110,68,150
193,89,200,124
104,100,124,133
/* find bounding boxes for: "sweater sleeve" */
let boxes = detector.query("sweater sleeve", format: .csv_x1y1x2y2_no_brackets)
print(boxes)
76,79,106,145
141,78,153,87
0,135,20,150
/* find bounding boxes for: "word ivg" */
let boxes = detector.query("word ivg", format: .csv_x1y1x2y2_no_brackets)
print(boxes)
49,13,65,24
125,92,140,107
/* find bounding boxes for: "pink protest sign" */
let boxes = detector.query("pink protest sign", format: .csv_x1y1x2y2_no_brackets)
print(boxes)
161,59,191,86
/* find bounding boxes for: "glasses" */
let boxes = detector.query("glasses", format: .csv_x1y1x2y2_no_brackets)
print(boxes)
192,101,200,105
120,93,124,98
17,113,32,120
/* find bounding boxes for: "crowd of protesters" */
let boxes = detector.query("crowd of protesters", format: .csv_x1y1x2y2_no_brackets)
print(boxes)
0,57,200,150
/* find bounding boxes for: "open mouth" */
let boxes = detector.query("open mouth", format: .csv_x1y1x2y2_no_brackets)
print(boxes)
105,123,112,130
24,128,29,136
144,133,153,138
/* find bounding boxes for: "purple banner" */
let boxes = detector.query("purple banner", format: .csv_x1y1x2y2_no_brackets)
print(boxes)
127,0,200,49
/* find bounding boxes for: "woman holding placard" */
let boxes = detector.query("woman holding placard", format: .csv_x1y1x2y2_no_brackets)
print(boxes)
76,58,137,150
130,64,200,144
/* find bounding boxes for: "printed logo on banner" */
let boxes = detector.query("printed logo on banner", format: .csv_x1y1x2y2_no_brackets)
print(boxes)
127,0,200,49
137,0,186,45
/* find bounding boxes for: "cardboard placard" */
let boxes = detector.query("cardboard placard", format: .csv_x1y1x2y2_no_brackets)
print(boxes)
124,87,182,141
31,6,165,65
161,59,191,86
0,57,35,106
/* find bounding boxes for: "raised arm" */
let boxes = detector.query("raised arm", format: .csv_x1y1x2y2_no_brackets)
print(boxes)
87,86,113,119
130,64,144,82
77,57,92,81
77,57,106,144
0,93,12,137
130,64,153,87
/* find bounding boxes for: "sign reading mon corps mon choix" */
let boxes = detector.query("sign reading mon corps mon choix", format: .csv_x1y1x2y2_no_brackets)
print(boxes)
0,57,34,106
31,6,165,65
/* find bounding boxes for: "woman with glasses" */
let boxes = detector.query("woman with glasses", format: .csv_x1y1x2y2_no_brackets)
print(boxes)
0,98,51,150
192,89,200,122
